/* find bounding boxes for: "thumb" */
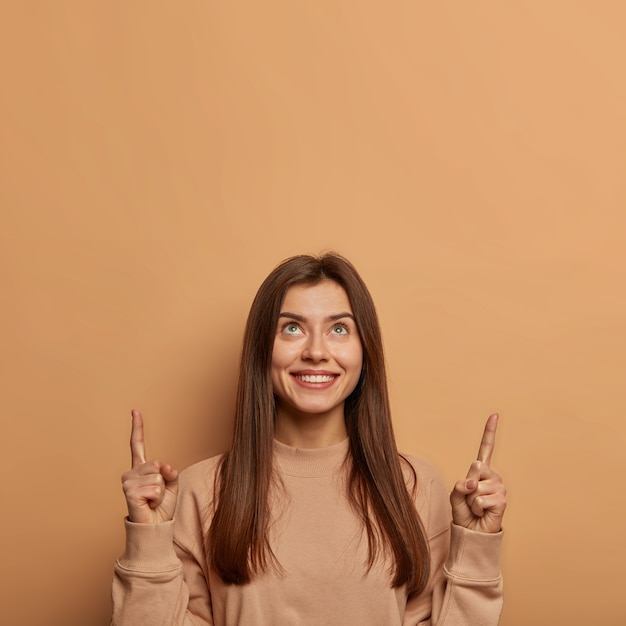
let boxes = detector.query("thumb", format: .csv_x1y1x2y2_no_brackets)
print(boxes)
450,478,478,507
160,464,179,494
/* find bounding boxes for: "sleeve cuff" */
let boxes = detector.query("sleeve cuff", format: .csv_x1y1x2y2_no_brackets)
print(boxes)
445,523,503,582
117,518,181,572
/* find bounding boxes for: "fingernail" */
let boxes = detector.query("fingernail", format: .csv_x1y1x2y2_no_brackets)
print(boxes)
466,480,477,490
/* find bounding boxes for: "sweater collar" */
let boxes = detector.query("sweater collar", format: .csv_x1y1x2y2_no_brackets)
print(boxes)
272,437,350,477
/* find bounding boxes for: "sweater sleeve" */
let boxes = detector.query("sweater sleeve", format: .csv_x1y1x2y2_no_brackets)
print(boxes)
111,519,213,626
403,461,503,626
111,460,217,626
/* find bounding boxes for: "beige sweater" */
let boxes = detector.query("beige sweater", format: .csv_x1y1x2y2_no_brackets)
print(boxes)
112,439,503,625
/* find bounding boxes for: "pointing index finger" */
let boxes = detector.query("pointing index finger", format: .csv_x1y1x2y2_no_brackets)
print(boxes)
477,413,499,466
130,409,147,468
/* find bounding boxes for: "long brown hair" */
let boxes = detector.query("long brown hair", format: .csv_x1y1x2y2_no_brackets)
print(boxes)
208,253,430,594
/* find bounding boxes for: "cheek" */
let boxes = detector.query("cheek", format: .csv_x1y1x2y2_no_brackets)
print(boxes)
353,346,364,384
270,344,283,384
338,343,363,377
270,339,300,388
271,339,294,369
270,349,284,397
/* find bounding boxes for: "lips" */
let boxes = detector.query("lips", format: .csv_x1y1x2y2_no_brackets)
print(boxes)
291,370,338,385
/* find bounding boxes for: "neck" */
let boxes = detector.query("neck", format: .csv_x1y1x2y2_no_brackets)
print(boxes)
274,407,348,448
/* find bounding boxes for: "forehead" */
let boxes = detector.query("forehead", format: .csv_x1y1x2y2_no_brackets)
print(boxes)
280,280,352,314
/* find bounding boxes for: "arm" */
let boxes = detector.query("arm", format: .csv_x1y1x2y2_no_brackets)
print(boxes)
111,410,213,625
112,520,213,625
405,415,506,625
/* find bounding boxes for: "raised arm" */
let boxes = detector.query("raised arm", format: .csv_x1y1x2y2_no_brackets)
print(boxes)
112,411,212,625
405,414,506,625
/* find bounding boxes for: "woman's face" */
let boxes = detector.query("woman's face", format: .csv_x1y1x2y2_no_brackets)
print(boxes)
271,280,363,426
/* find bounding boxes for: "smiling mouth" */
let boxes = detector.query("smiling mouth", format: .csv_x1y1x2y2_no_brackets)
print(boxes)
293,374,337,383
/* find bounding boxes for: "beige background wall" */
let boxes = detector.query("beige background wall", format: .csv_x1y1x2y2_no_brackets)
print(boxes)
1,3,625,625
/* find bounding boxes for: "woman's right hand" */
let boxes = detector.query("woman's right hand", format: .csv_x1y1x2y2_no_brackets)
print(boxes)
121,409,179,524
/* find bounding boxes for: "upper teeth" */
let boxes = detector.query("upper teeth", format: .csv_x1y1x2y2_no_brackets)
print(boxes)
297,374,335,383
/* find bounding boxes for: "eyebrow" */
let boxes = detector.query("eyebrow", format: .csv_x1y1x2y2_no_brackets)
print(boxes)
278,312,355,323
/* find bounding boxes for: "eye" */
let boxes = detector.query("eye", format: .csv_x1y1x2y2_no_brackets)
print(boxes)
283,322,302,335
331,323,348,335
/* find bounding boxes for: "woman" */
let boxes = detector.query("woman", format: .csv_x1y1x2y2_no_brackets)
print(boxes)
112,253,506,625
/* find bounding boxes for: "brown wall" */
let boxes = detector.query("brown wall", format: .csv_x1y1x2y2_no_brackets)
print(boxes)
1,3,625,624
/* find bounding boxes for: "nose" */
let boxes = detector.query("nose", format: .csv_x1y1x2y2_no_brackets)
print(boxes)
302,331,329,362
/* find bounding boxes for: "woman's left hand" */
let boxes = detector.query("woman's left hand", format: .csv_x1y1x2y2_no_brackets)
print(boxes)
450,413,507,533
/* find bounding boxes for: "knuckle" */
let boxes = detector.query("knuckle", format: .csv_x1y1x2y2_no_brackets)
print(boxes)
147,461,162,474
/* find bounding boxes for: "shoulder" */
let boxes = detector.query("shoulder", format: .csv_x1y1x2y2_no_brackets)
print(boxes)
177,453,225,509
399,452,445,492
173,453,225,549
180,453,224,486
399,452,451,538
